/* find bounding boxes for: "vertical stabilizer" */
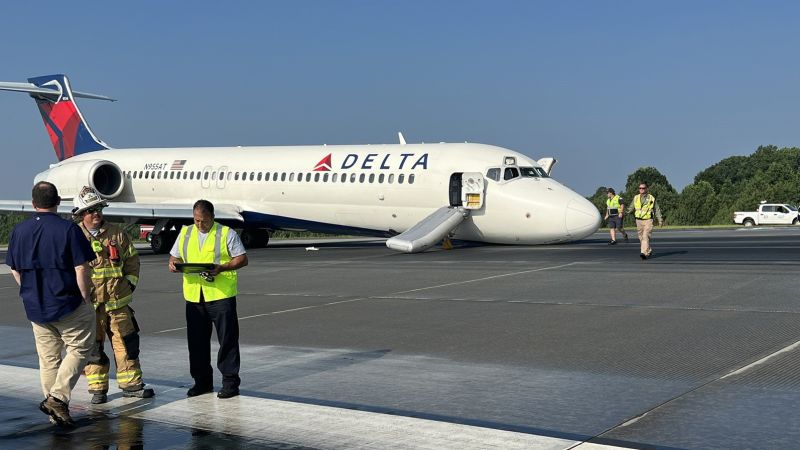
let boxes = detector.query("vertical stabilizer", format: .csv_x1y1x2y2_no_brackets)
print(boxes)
25,74,111,160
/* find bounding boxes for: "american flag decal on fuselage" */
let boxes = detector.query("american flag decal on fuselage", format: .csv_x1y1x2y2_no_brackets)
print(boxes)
171,160,187,170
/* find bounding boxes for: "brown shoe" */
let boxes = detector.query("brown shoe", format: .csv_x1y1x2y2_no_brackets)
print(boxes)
39,396,75,427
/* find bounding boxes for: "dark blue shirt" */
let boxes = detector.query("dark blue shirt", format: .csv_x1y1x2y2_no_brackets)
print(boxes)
5,212,95,323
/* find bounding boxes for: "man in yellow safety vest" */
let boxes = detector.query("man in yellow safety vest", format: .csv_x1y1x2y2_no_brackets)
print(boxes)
604,188,629,245
630,182,663,260
168,200,248,399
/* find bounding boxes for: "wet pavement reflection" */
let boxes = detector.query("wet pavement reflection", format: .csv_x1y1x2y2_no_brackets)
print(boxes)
0,395,314,450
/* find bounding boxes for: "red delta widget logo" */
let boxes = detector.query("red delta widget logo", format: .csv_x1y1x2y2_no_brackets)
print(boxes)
313,153,429,172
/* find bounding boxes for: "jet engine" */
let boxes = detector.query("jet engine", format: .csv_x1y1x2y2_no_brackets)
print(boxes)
33,159,124,200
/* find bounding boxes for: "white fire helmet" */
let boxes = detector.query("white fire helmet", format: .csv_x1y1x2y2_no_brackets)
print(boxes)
73,186,108,216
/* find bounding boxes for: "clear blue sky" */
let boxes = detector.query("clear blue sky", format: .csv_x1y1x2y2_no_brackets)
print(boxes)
1,1,798,199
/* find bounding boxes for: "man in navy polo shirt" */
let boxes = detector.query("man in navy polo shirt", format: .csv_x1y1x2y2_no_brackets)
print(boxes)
6,181,96,427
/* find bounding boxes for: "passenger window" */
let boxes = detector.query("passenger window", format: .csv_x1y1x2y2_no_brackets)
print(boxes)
203,172,209,180
257,172,262,181
378,174,385,183
368,174,375,183
388,174,394,184
398,174,405,184
211,172,216,181
289,173,295,182
235,172,240,181
315,173,321,182
322,173,328,182
219,171,225,180
409,174,415,184
281,172,287,182
249,172,255,181
503,167,520,181
183,172,188,179
144,171,150,179
265,172,270,182
486,168,500,181
350,173,356,183
157,171,162,179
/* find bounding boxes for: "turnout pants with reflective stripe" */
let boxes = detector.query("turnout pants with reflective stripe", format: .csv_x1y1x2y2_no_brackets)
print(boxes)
84,304,145,393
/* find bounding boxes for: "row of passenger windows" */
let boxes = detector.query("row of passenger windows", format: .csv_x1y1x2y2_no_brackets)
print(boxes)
124,170,417,185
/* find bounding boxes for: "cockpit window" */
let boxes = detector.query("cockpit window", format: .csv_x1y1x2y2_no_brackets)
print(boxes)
520,166,549,178
503,167,520,181
486,168,500,181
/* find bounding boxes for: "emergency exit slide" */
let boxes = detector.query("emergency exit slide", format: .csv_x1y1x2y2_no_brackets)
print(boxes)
386,206,469,253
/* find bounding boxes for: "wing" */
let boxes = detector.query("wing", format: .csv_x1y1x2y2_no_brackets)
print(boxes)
0,200,244,222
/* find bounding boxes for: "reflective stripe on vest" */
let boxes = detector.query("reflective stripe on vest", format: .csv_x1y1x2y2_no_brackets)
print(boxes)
178,223,237,302
90,266,124,279
634,194,655,220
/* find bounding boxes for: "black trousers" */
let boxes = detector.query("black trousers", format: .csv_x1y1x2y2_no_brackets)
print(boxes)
185,296,240,389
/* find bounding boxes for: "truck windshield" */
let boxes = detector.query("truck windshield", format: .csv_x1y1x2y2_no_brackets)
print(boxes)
786,204,797,211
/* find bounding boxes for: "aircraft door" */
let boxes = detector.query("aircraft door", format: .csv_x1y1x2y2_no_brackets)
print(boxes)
200,165,212,189
449,173,462,206
217,166,228,189
461,172,485,210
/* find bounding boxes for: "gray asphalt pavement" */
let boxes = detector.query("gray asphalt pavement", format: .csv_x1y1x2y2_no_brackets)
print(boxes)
1,227,799,449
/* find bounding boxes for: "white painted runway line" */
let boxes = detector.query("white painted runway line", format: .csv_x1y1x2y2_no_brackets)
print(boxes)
0,363,639,449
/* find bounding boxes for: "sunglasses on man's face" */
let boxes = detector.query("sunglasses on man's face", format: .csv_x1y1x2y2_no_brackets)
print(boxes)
638,187,647,190
86,207,104,214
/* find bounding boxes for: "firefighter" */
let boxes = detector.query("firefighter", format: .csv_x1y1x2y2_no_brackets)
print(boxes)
73,186,155,404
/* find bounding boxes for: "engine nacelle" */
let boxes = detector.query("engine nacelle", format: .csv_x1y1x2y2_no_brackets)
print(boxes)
34,159,124,200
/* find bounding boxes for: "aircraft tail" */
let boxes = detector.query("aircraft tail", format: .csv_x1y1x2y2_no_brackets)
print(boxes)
0,74,114,161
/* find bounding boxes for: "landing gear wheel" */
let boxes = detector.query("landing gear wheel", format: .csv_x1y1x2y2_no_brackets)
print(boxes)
240,229,269,249
150,230,178,254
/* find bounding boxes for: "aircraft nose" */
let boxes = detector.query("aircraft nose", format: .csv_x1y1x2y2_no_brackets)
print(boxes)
565,197,602,239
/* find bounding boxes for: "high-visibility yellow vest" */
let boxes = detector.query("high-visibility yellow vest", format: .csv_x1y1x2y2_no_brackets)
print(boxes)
634,194,655,220
177,223,238,302
606,195,621,214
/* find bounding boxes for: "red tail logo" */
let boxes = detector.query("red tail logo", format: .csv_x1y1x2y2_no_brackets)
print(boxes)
313,153,332,171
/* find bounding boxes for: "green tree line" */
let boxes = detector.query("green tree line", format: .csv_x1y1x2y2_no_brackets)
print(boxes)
589,145,800,226
0,214,140,245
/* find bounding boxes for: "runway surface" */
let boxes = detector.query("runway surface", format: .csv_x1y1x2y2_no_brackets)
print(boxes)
1,227,799,449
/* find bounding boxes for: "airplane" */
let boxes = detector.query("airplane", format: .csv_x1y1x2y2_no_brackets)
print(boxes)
0,74,601,254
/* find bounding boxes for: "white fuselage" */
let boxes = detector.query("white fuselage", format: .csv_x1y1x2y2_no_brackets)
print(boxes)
36,143,601,244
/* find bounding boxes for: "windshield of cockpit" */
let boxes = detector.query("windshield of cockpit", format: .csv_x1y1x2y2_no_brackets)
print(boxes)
486,166,549,182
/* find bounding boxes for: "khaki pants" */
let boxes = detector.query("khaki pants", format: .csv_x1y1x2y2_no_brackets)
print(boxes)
84,304,144,393
31,300,95,404
636,218,654,256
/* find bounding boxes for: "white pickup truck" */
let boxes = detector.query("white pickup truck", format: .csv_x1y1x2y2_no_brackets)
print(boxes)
733,203,799,226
